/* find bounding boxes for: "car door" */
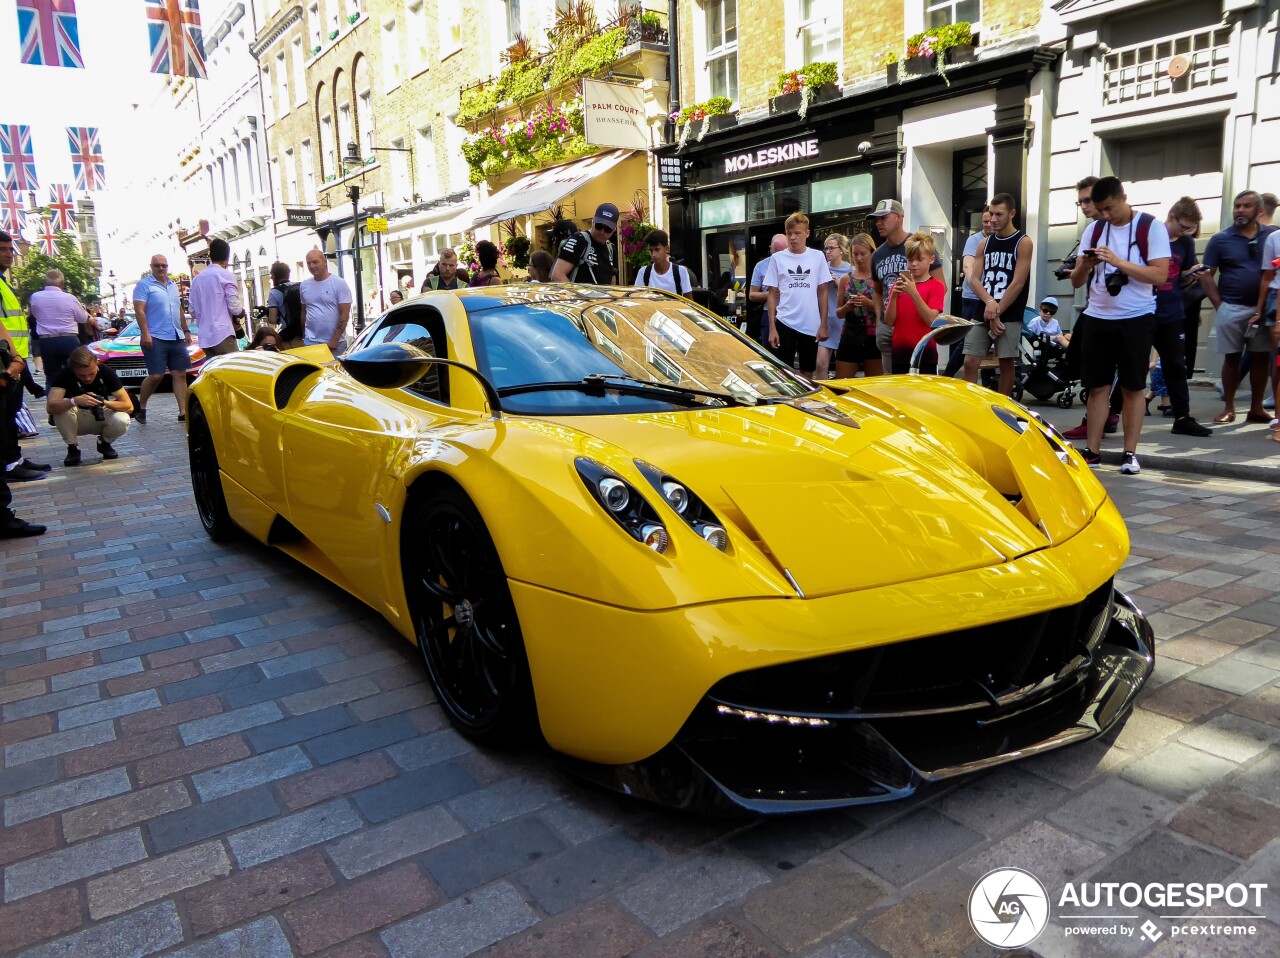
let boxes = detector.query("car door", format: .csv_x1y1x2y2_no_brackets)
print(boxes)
279,306,455,616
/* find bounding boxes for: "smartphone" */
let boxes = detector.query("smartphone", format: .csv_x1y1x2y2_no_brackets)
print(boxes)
1187,264,1211,274
1080,248,1098,256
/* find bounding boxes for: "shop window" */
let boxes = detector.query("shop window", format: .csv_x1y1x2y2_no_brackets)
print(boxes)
812,174,872,214
925,0,981,29
704,0,738,106
699,192,745,229
797,0,841,65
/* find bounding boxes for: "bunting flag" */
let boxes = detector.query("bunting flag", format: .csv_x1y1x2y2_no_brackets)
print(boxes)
16,0,86,68
0,125,39,191
67,126,104,190
48,183,75,231
145,0,207,79
36,217,58,256
0,190,25,233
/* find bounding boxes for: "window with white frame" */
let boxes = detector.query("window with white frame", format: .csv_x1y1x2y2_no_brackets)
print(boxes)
358,95,373,155
445,120,467,192
925,0,981,29
338,103,353,158
440,3,462,57
506,0,522,43
308,2,321,50
381,18,402,89
406,1,428,72
276,52,290,115
269,156,281,214
415,124,438,199
298,139,315,202
389,136,410,204
797,0,841,65
291,38,306,106
320,113,335,177
704,0,738,105
284,148,297,205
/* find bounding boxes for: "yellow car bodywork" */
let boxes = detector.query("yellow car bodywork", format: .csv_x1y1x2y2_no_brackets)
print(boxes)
189,286,1138,782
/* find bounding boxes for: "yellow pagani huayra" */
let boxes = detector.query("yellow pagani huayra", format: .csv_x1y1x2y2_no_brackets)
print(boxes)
187,285,1153,814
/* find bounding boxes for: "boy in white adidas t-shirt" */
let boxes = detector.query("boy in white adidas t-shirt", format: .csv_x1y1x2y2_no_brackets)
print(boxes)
764,212,834,382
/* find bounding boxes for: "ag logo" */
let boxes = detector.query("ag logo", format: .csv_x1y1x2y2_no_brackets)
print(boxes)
969,868,1050,949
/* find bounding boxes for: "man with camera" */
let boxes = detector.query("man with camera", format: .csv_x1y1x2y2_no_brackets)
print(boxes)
1069,177,1170,474
46,346,132,467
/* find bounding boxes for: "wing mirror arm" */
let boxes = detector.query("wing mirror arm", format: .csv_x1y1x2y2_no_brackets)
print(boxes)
339,343,504,420
910,314,981,375
419,357,504,420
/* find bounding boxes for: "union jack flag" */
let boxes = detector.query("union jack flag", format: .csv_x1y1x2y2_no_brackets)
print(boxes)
145,0,207,79
16,0,86,69
67,127,104,190
48,183,75,231
36,217,59,256
0,190,25,233
0,125,39,192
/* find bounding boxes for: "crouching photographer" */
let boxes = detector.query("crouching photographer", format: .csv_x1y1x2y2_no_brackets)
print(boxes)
46,346,132,467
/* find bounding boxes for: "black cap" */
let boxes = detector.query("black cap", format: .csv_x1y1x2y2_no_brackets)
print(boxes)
593,203,620,228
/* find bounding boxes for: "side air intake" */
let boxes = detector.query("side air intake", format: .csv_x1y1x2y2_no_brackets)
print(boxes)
273,365,320,410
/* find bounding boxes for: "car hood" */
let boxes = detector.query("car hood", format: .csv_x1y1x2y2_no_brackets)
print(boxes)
553,396,1090,599
90,337,205,363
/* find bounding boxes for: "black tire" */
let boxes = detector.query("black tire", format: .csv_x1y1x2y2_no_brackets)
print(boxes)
404,486,535,746
1012,383,1024,402
1058,391,1074,409
187,401,236,542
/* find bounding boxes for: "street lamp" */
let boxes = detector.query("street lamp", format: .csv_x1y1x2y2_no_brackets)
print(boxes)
106,270,117,314
342,142,367,334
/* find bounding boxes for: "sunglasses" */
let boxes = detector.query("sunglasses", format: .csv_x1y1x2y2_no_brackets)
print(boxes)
593,223,614,235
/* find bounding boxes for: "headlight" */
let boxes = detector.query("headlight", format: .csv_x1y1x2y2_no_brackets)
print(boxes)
661,481,689,514
576,458,669,552
635,461,730,552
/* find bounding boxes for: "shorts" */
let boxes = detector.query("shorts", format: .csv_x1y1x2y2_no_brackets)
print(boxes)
773,320,819,373
1215,302,1271,354
142,336,191,375
204,336,240,357
963,318,1023,359
1080,313,1155,392
836,321,880,364
819,317,843,350
876,322,893,367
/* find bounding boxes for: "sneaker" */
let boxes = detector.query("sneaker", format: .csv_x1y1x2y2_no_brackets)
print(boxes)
97,439,119,461
64,445,81,467
7,465,47,481
1062,418,1089,440
1104,413,1120,434
1078,447,1101,467
1121,451,1142,475
1171,416,1212,438
17,430,37,439
0,518,46,538
21,458,51,472
177,413,186,423
135,407,147,424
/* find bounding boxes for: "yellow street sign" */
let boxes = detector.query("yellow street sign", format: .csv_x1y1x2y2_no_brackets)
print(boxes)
366,216,388,233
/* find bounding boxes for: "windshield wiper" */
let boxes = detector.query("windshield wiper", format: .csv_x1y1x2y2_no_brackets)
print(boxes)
496,373,756,407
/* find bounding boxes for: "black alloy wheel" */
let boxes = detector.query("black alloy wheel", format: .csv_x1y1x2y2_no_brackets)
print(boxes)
404,486,534,746
187,401,236,542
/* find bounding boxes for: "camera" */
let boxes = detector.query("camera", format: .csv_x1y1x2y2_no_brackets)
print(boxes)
1053,255,1078,281
88,391,109,421
1104,270,1129,297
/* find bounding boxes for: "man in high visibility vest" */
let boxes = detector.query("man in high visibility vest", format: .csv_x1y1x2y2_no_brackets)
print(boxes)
0,228,49,536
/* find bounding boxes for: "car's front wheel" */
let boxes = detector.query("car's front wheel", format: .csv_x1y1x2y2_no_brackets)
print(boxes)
404,486,535,747
188,401,236,542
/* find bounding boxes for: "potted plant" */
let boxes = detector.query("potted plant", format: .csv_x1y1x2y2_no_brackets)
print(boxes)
878,47,900,85
938,22,978,66
903,35,937,76
769,61,839,120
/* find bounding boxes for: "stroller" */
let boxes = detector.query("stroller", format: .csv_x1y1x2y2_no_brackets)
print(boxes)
1012,324,1080,408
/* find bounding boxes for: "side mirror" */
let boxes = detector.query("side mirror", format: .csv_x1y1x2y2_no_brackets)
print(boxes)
339,341,504,418
929,314,979,348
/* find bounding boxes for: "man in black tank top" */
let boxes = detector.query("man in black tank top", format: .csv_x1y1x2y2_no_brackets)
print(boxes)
963,193,1033,395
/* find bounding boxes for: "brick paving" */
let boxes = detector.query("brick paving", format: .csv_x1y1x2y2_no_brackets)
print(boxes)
0,395,1277,957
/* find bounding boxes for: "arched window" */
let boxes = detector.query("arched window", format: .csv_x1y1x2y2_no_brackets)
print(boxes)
316,80,334,179
354,56,374,156
334,69,353,162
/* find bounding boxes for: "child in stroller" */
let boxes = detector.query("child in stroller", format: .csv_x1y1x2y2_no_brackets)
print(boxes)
1013,297,1081,407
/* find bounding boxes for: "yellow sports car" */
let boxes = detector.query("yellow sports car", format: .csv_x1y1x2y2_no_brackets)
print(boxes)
187,284,1153,813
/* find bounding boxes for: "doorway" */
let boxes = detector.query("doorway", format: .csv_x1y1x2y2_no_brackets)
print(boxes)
951,147,989,306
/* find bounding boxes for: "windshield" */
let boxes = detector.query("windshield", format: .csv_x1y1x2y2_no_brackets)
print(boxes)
463,293,812,416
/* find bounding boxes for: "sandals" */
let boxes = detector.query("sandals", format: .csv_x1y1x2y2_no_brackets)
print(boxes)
1213,411,1237,424
1245,411,1273,424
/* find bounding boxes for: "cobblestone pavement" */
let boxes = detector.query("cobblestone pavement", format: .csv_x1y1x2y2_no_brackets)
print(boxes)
1,396,1277,958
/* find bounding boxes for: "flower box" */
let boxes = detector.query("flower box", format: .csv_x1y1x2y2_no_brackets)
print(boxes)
704,113,737,134
946,44,976,66
885,62,898,85
904,56,936,76
769,83,837,116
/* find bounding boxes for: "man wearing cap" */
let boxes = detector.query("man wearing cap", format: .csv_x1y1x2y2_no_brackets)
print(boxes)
1027,297,1071,348
552,203,619,285
868,199,945,372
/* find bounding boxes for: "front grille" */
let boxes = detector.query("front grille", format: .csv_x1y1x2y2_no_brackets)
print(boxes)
709,579,1115,718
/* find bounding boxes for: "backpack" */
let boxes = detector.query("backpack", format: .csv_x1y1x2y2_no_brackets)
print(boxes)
1087,212,1154,264
276,282,302,341
640,263,685,295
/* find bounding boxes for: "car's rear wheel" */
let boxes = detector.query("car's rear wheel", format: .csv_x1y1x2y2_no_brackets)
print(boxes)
188,401,236,542
404,487,534,747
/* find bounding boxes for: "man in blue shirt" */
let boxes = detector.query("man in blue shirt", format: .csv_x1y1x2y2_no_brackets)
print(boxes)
944,207,991,376
1201,190,1277,423
132,255,191,424
747,234,786,343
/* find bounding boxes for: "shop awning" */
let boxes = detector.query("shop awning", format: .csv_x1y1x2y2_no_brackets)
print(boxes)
444,149,634,232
